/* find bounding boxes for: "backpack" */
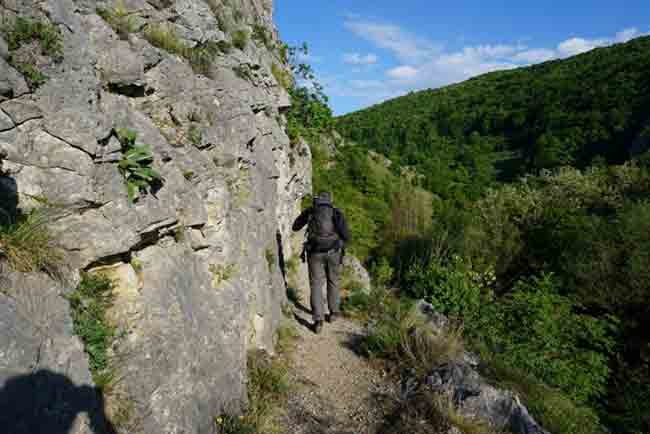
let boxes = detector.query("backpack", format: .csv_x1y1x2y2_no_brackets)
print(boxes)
307,204,341,252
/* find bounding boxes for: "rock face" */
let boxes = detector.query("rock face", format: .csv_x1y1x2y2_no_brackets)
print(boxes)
415,301,551,434
0,1,310,433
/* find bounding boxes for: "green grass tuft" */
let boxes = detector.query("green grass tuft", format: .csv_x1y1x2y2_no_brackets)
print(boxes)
143,23,187,55
1,16,63,89
97,1,137,39
2,16,62,55
143,23,220,76
0,210,61,274
217,326,296,434
67,273,117,376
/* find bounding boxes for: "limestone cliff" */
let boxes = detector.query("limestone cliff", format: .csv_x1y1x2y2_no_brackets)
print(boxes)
0,1,310,432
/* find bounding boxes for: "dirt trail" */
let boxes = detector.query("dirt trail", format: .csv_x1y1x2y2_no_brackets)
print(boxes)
277,296,395,434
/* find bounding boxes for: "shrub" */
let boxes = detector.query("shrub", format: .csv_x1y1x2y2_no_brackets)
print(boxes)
370,257,394,286
478,273,617,404
341,285,371,318
0,209,61,273
231,29,248,50
402,256,483,323
115,128,163,204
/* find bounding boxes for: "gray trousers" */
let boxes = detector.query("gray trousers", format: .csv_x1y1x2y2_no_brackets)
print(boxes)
307,248,342,322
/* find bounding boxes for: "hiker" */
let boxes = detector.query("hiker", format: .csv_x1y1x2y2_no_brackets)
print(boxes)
292,192,351,334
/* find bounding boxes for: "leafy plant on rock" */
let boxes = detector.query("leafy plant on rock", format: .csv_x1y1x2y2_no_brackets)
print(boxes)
115,128,163,204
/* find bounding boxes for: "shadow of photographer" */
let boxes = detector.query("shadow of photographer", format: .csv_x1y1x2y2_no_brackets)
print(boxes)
0,369,116,434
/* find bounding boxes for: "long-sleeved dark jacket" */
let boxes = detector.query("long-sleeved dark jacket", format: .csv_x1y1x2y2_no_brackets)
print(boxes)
292,205,351,244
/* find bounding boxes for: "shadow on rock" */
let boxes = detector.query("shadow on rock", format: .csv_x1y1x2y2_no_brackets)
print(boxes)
0,369,116,434
0,155,18,225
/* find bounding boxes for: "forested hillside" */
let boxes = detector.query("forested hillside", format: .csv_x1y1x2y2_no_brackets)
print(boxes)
336,36,650,199
330,36,650,433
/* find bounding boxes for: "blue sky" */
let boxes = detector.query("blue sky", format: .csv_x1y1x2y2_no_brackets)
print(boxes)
275,0,650,115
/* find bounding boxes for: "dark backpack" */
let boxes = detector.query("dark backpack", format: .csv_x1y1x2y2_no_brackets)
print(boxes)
307,205,340,252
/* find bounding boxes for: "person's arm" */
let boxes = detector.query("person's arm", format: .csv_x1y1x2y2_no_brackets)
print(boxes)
292,208,312,232
334,209,351,243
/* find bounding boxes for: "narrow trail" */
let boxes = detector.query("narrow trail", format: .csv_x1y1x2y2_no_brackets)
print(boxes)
277,293,396,434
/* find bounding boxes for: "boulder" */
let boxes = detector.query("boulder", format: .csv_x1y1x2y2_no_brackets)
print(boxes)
415,300,551,434
342,254,372,294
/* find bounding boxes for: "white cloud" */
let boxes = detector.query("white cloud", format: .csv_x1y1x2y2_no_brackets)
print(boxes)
616,27,643,42
512,48,556,63
335,19,649,112
461,44,524,59
343,52,379,65
343,19,441,62
557,37,609,57
386,65,419,80
556,28,648,57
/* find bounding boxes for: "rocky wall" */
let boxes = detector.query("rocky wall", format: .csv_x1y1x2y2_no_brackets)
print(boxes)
0,0,310,432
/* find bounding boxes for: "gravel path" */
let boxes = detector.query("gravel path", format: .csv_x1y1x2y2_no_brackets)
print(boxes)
277,298,396,434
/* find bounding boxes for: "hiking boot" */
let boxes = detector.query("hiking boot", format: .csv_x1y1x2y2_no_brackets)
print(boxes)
327,313,340,323
313,320,324,334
